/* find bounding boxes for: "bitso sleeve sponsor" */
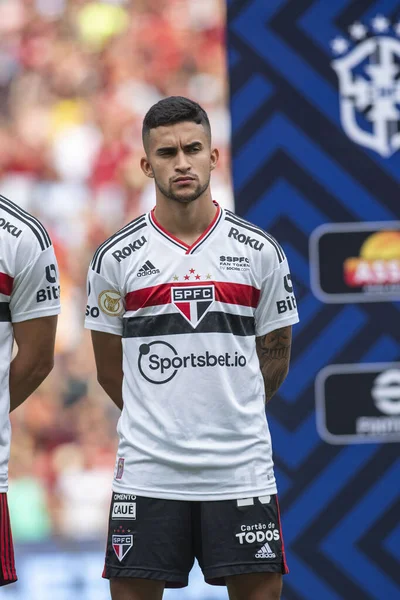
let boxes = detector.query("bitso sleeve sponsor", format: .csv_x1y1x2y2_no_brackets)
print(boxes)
85,269,124,335
10,246,61,322
255,255,299,337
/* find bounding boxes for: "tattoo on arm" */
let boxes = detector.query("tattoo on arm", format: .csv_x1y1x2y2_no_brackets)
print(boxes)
256,326,292,403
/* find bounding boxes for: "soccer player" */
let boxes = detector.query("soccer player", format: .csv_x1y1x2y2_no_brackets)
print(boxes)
85,96,299,600
0,194,60,585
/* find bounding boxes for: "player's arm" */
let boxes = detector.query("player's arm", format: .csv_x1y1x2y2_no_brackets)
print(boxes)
10,316,57,412
254,240,299,403
91,330,123,410
256,325,292,404
9,239,60,412
84,261,125,410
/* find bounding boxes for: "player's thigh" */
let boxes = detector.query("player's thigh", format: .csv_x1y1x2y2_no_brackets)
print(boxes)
226,572,282,600
110,577,165,600
103,493,194,588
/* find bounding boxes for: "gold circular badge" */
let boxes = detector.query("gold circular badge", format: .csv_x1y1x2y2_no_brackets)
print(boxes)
98,290,123,317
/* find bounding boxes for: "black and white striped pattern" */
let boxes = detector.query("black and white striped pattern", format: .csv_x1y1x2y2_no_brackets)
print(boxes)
225,210,285,263
91,215,147,274
0,195,51,251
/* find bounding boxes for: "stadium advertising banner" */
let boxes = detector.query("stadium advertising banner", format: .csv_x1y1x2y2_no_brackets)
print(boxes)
316,362,400,444
310,222,400,303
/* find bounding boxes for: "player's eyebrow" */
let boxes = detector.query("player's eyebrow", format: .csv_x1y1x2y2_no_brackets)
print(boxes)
155,141,203,155
156,145,177,154
184,141,203,150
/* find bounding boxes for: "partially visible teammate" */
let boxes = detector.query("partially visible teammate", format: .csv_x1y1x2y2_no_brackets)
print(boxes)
0,194,60,584
85,97,299,600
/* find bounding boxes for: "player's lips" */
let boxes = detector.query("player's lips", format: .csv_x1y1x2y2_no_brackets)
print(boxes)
173,176,196,184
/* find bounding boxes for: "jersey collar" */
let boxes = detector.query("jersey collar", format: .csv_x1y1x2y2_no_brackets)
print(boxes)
149,202,223,255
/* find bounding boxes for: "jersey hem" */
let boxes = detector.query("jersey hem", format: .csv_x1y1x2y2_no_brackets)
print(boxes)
256,314,299,337
12,306,61,323
84,322,122,336
111,483,278,501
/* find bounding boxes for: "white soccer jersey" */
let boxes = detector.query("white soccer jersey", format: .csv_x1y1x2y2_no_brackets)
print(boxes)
0,195,61,492
85,204,299,501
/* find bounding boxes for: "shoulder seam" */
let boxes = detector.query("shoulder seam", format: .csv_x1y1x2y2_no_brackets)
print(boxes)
92,218,148,274
0,195,51,251
225,213,284,263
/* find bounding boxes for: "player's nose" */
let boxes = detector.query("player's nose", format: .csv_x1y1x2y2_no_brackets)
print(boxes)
174,150,191,172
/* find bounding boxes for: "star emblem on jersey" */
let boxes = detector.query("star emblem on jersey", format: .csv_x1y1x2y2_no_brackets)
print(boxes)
112,533,133,561
171,285,215,327
173,268,209,282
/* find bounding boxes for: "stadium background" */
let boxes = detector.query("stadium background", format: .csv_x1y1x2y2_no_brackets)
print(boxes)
0,0,399,599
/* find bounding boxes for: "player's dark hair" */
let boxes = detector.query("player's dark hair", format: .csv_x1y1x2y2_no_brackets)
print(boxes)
142,96,211,150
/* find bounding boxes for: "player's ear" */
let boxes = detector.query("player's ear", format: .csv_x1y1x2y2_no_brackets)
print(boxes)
210,148,219,172
140,157,154,179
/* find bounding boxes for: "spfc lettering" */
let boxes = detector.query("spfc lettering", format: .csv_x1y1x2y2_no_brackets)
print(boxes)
112,534,133,561
112,502,136,520
172,285,214,327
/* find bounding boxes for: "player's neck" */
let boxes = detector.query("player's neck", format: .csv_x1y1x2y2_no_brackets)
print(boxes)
153,194,217,246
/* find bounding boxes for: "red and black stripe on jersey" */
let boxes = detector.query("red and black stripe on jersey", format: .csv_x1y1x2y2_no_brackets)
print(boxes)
0,273,13,322
126,281,260,311
123,312,255,337
123,281,259,337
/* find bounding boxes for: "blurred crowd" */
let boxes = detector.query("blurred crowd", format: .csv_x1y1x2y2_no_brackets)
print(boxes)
1,0,232,543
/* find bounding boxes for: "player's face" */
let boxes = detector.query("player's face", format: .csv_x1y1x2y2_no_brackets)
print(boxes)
141,121,219,204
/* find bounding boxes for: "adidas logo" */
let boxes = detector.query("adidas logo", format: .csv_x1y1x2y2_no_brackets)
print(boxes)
254,542,276,559
137,260,160,277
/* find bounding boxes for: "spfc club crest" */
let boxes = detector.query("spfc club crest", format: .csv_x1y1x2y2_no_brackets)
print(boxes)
331,16,400,157
112,533,133,561
171,285,214,327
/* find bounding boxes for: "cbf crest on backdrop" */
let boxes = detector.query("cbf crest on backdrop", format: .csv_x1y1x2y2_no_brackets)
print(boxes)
227,1,399,599
331,15,400,157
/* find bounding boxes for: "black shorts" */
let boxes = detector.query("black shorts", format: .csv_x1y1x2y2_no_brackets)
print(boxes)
0,493,17,586
103,492,288,587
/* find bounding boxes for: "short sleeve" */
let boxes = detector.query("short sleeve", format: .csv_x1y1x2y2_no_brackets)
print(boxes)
254,256,299,337
10,246,61,323
84,268,124,336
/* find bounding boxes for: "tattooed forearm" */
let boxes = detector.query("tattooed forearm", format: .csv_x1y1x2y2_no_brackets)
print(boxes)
256,326,292,403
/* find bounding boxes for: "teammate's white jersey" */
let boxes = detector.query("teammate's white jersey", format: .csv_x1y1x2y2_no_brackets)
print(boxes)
85,204,299,501
0,195,61,492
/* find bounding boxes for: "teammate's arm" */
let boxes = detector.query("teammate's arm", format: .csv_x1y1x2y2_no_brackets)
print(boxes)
91,330,123,410
256,325,292,404
9,316,57,412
